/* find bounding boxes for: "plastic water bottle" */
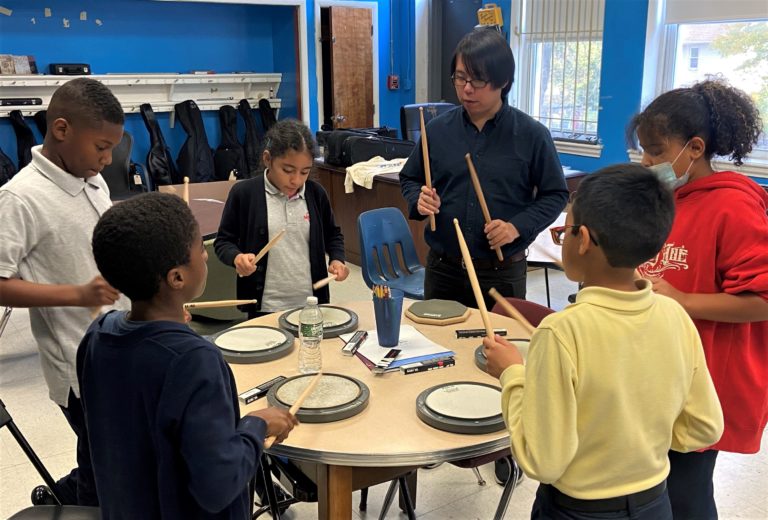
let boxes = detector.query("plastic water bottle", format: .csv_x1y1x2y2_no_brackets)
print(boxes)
298,296,323,373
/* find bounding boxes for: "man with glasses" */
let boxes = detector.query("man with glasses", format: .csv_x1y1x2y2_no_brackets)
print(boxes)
400,26,568,488
400,28,568,312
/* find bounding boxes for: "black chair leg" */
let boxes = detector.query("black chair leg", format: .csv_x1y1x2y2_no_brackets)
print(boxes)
398,476,417,520
359,486,369,511
260,456,281,520
493,459,521,520
378,479,399,520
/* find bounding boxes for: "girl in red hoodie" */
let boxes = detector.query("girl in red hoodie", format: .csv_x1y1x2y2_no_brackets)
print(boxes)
629,80,768,519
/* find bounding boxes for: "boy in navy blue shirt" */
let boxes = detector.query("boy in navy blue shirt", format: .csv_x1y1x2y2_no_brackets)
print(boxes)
77,192,297,519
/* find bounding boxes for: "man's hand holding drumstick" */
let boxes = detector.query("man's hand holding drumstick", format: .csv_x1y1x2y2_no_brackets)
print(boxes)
417,185,441,219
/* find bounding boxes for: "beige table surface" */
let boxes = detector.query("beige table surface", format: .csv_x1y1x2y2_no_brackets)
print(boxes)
229,300,530,519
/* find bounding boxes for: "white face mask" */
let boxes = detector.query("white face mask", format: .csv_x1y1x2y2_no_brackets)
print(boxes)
648,141,694,190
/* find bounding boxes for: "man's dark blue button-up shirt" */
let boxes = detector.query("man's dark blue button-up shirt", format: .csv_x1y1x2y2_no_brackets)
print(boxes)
400,104,568,260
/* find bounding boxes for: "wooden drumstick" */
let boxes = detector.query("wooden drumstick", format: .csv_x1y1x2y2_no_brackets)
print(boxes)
488,287,536,336
419,107,436,232
184,299,257,310
453,219,494,340
312,274,337,290
263,371,323,449
464,153,504,262
237,229,286,278
254,229,286,265
182,176,190,205
89,307,100,320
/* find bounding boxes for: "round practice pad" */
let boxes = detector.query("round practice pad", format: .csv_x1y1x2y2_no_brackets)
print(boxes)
278,305,359,339
211,325,294,364
267,373,370,423
405,299,470,325
475,339,530,373
416,382,505,434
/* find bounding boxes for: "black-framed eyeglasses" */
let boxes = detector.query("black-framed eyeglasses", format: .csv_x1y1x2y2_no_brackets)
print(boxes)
451,74,488,89
549,225,600,246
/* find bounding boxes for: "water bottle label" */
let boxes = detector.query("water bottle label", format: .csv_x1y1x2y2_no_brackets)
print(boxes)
300,322,322,338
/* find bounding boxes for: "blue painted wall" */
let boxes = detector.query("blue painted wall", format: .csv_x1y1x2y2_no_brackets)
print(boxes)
558,0,649,173
0,0,298,170
303,0,416,131
0,0,415,172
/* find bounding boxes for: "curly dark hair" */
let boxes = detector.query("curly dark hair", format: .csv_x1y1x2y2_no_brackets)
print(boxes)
263,118,318,160
627,79,763,166
571,164,675,268
47,77,124,129
92,193,198,301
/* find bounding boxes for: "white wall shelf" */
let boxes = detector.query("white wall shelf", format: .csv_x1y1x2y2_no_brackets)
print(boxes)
0,73,282,119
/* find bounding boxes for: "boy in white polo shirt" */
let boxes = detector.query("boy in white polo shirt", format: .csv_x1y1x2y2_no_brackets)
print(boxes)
0,77,127,505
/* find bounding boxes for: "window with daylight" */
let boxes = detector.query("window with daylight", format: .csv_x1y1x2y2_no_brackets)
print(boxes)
688,46,699,70
660,0,768,156
515,0,605,144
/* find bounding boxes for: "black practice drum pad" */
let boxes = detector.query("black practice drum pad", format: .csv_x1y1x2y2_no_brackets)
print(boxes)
278,305,359,339
267,373,370,423
475,339,531,373
416,382,505,434
210,325,295,364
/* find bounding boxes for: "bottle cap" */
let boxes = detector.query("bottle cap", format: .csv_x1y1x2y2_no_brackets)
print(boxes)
306,296,318,305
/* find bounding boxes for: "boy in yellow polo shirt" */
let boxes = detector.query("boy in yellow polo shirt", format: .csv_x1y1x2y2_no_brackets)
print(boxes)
484,164,723,519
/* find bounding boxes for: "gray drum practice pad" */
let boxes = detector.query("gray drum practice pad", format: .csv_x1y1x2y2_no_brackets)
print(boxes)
416,382,505,434
475,339,531,373
267,373,370,423
405,299,470,325
278,305,359,338
211,325,294,364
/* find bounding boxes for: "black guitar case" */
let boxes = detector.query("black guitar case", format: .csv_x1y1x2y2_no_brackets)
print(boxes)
214,105,247,180
238,99,264,177
0,145,17,186
174,100,215,183
258,98,277,133
33,110,47,137
343,135,416,166
9,110,35,169
139,103,178,186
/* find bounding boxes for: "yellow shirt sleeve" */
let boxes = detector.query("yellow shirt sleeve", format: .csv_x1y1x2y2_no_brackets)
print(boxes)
499,328,579,483
671,327,724,452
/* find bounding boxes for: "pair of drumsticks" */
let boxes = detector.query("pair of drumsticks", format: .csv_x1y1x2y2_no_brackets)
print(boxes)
453,219,536,337
419,108,504,262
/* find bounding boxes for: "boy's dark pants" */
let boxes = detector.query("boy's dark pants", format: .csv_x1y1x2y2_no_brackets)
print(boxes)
56,390,98,505
531,482,672,520
667,449,719,520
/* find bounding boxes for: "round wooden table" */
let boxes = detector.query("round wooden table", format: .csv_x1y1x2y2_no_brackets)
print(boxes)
230,300,529,520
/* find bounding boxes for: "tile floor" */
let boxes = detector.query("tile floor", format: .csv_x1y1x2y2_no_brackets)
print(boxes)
1,265,766,519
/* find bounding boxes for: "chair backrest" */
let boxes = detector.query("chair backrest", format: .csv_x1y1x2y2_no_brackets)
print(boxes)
491,297,555,327
399,103,456,143
100,131,136,200
187,239,246,321
357,207,423,288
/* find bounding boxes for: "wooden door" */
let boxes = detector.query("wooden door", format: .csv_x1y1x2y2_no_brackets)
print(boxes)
329,6,374,128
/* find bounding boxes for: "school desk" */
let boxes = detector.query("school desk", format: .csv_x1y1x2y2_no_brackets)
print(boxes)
229,300,530,520
158,180,238,239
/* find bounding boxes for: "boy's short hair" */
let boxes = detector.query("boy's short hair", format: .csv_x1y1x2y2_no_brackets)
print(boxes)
571,164,674,268
93,193,198,301
47,77,124,129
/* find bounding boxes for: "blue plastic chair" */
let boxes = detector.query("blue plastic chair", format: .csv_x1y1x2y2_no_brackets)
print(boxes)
357,208,425,300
